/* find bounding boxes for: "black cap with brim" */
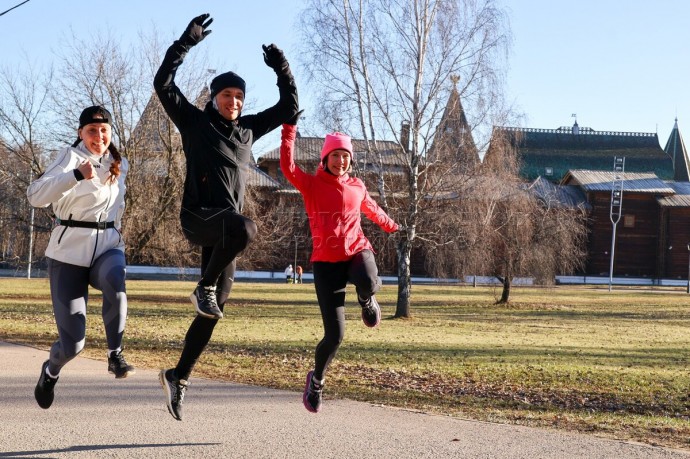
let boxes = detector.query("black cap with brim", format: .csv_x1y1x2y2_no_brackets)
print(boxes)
78,106,112,128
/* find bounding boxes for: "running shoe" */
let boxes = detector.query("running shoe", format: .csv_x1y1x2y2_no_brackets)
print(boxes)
108,350,136,378
190,284,223,319
159,369,188,421
34,360,58,409
359,294,381,328
303,370,323,413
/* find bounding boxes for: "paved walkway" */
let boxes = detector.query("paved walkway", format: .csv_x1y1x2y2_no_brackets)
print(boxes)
2,341,688,459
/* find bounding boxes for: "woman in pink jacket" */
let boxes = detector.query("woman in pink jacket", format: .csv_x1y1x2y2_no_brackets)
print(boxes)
280,118,399,413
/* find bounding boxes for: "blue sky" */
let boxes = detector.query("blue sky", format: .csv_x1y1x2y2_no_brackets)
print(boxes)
506,0,689,146
2,0,688,154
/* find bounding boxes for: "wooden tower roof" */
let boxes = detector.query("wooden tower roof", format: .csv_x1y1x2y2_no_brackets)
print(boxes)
427,79,480,167
664,118,690,182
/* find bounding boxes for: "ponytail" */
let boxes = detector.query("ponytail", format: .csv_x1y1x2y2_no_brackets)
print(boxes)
106,143,122,184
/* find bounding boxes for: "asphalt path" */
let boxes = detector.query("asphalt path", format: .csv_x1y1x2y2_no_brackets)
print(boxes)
2,341,689,459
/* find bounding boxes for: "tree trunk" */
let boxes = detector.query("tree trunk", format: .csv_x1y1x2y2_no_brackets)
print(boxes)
394,237,411,318
498,276,511,303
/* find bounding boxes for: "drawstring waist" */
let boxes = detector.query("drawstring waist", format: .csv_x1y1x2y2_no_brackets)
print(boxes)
56,218,115,230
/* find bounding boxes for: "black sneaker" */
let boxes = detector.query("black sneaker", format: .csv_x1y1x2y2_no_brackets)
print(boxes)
34,360,58,409
108,351,136,378
190,284,223,319
359,295,381,328
159,369,188,421
302,370,323,413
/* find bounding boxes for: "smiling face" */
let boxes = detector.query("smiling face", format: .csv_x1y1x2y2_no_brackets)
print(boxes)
215,87,245,121
325,149,351,176
78,121,111,156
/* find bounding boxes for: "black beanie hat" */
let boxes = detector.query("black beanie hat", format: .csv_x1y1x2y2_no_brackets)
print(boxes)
210,71,246,99
78,105,112,128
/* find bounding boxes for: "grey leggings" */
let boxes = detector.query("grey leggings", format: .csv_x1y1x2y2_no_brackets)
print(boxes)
46,249,128,375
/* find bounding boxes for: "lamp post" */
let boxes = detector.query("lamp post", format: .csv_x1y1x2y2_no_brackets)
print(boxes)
27,206,34,279
686,243,690,294
27,167,34,279
608,157,625,292
294,235,298,283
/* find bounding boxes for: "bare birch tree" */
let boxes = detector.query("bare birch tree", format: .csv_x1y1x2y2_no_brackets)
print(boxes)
298,0,510,316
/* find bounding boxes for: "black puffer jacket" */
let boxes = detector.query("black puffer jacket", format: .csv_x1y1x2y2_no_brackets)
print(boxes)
154,40,298,213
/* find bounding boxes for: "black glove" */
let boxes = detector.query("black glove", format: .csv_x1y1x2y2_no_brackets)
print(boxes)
287,110,304,125
179,14,213,48
262,43,290,74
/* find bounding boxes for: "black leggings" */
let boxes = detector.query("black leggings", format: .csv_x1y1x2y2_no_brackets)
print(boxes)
180,208,257,287
175,208,256,380
312,250,381,381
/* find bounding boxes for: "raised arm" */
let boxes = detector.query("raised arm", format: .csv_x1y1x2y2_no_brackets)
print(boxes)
245,44,299,140
280,112,310,192
153,14,213,128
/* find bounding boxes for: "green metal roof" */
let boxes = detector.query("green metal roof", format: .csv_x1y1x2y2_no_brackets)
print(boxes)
496,126,674,182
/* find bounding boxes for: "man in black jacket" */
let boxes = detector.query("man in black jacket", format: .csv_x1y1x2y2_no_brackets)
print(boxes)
154,13,298,421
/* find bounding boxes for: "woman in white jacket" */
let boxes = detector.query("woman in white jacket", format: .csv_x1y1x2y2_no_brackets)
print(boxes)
27,106,135,410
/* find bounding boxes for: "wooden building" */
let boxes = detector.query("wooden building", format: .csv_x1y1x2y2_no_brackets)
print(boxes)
658,182,690,278
560,170,675,278
496,119,690,280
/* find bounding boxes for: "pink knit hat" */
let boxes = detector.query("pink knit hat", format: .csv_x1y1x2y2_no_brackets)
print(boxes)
320,132,353,160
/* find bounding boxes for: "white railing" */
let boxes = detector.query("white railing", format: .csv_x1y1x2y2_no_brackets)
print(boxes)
500,126,656,137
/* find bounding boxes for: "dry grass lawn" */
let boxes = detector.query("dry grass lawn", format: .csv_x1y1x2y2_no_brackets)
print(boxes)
1,278,689,450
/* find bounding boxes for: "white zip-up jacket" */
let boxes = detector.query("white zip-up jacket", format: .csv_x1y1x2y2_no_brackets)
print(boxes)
27,143,128,267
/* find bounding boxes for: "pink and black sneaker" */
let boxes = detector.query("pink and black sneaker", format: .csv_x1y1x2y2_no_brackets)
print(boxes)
303,370,323,413
359,295,381,328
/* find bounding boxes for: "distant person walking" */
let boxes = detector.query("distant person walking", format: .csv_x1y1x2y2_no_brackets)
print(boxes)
296,265,303,284
27,105,135,410
280,116,399,413
285,264,294,283
153,13,298,421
